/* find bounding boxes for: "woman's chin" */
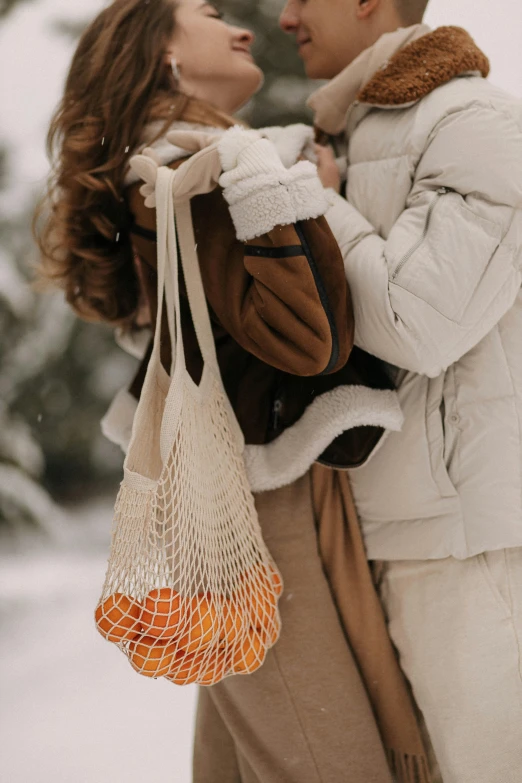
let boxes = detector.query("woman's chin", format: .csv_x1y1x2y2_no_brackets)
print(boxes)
245,64,265,98
250,64,265,95
232,66,265,111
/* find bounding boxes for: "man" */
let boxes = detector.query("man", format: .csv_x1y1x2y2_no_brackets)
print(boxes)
280,1,522,781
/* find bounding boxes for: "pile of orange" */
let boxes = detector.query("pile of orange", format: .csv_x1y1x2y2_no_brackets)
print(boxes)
95,562,283,685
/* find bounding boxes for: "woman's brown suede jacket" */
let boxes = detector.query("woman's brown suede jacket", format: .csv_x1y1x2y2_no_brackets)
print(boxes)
126,160,391,468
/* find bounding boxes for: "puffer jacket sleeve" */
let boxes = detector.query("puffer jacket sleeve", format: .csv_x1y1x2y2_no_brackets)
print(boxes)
326,101,522,378
190,186,353,377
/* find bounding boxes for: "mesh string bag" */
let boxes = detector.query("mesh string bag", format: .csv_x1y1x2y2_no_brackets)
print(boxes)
95,164,283,685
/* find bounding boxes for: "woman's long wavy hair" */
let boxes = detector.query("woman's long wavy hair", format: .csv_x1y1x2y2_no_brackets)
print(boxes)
35,0,234,326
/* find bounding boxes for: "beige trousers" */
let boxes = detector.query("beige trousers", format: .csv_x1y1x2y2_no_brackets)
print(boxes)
193,474,393,783
377,548,522,783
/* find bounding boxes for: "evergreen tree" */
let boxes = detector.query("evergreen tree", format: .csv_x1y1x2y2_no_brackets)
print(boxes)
0,174,137,530
0,0,36,18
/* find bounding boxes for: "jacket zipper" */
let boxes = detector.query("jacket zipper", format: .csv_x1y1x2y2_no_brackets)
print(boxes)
270,372,285,433
294,221,340,376
272,398,283,431
391,187,450,282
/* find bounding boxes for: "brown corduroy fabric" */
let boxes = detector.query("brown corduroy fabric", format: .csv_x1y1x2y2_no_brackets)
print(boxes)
311,465,431,783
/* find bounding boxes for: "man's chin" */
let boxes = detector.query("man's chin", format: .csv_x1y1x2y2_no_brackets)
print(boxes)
301,54,335,81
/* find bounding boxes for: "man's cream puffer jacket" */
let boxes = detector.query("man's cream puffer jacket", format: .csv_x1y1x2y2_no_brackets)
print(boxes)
310,24,522,559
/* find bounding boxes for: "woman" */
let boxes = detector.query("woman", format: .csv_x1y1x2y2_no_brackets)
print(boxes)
36,1,428,781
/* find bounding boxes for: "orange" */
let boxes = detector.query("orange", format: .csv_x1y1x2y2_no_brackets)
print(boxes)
128,636,176,678
238,564,280,631
178,594,218,654
141,587,181,639
256,562,283,599
258,617,281,648
199,649,230,686
220,599,244,647
231,629,266,674
95,593,142,643
249,579,277,633
166,650,207,686
269,565,284,598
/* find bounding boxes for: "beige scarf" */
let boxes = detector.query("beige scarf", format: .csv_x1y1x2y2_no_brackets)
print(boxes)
311,465,432,783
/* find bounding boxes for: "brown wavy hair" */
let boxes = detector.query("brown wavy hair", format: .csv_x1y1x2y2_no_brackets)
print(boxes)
35,0,234,326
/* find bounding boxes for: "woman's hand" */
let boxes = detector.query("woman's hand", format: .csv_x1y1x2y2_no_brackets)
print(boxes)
314,144,341,193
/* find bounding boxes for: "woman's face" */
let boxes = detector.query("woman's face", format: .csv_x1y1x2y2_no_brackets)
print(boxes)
168,1,263,113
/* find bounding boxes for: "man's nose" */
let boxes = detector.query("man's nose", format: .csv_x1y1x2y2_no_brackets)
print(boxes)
279,0,300,34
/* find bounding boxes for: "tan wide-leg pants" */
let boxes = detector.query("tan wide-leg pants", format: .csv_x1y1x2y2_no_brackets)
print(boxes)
377,548,522,783
192,474,392,783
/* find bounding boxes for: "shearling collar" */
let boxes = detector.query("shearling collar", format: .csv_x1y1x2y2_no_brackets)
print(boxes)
309,25,490,135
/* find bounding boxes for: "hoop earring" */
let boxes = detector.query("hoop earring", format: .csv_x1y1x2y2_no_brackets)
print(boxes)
171,58,181,82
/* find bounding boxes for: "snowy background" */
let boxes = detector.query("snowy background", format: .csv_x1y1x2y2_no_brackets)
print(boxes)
0,1,521,782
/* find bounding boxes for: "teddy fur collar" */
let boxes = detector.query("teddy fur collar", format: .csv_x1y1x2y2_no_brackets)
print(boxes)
309,25,490,135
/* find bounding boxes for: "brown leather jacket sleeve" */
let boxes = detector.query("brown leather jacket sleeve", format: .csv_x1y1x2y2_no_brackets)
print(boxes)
127,167,354,377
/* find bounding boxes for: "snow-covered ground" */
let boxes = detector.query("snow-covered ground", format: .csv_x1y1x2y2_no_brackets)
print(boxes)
0,499,197,783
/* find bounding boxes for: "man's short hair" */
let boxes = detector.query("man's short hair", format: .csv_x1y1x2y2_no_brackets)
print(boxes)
393,0,430,25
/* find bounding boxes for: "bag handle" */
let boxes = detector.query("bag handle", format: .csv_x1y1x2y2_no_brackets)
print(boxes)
174,199,219,373
121,167,178,473
157,165,220,377
126,165,244,471
156,167,179,369
175,194,245,452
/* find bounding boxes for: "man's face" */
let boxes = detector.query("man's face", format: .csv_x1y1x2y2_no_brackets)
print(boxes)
280,0,363,79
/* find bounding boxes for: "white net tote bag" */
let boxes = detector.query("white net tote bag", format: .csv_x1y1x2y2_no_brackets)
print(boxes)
95,164,283,686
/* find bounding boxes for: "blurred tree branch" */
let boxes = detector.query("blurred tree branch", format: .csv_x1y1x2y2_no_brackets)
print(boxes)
0,0,36,19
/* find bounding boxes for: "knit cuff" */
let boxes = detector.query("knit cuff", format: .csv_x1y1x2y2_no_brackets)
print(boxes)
219,136,286,186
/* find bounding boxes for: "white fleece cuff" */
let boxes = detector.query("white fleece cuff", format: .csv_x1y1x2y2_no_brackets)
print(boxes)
223,161,329,241
244,386,403,493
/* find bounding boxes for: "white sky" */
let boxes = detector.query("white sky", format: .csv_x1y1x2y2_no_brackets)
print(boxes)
0,0,521,211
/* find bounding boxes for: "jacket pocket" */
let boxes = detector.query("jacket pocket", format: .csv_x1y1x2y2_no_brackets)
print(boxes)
391,190,502,322
425,373,458,499
476,551,513,619
348,372,459,524
391,187,449,281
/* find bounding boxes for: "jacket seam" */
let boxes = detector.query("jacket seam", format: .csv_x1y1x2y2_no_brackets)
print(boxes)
497,324,522,515
388,278,519,378
271,644,325,783
244,244,304,259
349,154,408,167
294,221,340,375
389,266,517,325
423,98,522,153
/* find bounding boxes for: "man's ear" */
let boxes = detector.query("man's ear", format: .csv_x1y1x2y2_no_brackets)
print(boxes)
356,0,381,20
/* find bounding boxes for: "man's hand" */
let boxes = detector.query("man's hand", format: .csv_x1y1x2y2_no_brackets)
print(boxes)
314,143,341,193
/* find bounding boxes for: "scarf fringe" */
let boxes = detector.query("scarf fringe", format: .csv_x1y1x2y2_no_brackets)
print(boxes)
388,748,432,783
